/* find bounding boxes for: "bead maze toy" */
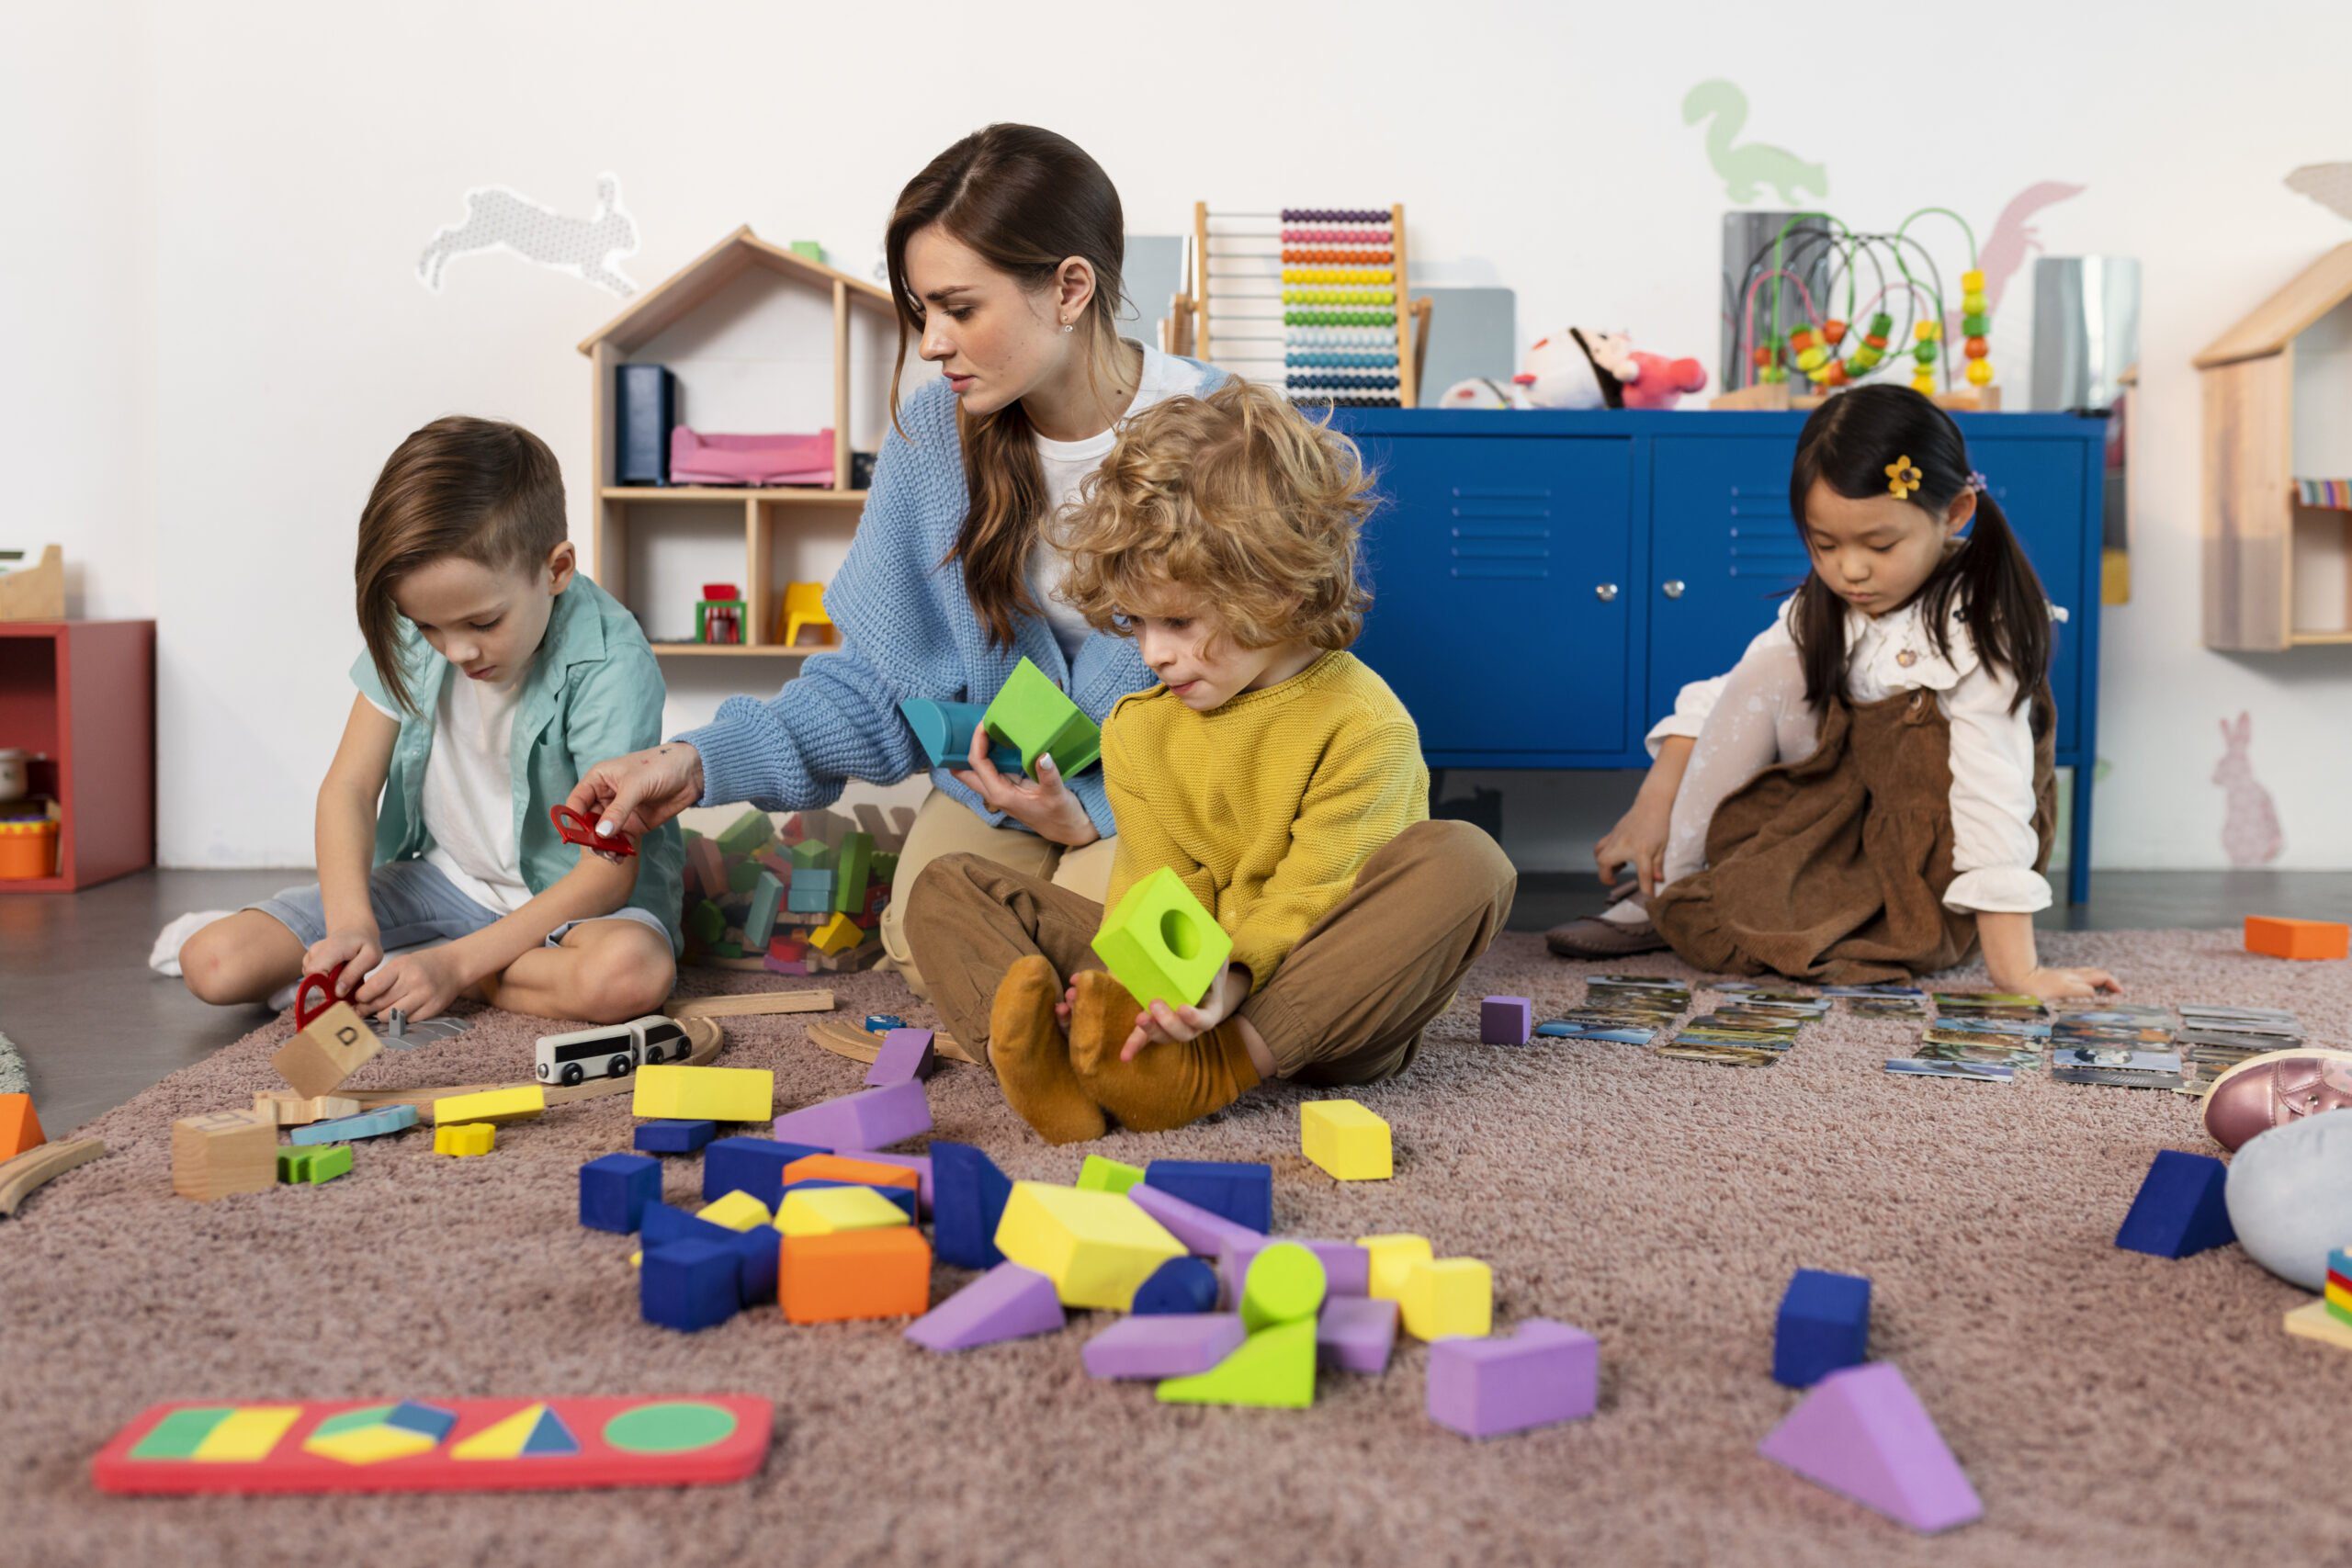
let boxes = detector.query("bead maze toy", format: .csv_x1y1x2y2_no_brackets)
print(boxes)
1166,204,1430,408
92,1395,774,1495
1713,208,2003,412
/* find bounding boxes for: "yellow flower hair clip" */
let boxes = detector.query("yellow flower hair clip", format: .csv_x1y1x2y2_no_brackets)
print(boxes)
1884,456,1923,500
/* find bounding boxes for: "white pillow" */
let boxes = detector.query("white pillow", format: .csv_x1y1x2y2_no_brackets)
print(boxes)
2223,1111,2352,1291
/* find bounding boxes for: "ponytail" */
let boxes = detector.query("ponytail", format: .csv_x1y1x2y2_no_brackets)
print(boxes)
1787,384,2052,713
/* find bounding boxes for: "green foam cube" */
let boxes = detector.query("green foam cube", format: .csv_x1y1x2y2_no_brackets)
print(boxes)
981,657,1101,777
1076,1155,1146,1195
1091,867,1233,1011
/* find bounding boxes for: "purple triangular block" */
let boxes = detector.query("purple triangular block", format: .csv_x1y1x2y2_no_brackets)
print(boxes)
772,1080,931,1150
1758,1362,1982,1533
903,1262,1065,1353
1129,1182,1261,1258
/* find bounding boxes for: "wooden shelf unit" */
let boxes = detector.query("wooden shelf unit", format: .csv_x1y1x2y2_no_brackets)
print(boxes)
0,620,154,893
578,227,896,653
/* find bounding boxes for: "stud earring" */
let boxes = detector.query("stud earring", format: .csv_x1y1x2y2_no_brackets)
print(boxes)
1061,319,1074,333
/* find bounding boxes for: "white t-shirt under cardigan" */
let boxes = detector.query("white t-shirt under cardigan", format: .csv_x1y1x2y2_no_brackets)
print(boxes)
1028,340,1216,662
1645,593,2065,916
364,670,532,917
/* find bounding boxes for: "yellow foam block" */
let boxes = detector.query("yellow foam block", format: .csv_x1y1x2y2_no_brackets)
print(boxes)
192,1405,302,1461
431,1085,545,1127
434,1122,494,1156
809,911,862,955
698,1190,774,1232
1357,1234,1432,1302
993,1181,1184,1311
1302,1100,1392,1180
775,1184,911,1236
632,1064,775,1122
1399,1258,1492,1341
2286,1299,2352,1351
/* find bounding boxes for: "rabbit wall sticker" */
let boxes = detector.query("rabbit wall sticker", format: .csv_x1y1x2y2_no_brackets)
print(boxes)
2214,711,2284,865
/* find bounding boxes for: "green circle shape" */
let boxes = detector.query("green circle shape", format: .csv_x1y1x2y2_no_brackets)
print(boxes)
602,1401,737,1454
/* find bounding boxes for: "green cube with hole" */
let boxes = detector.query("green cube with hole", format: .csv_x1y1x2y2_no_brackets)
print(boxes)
981,656,1101,777
1091,866,1232,1012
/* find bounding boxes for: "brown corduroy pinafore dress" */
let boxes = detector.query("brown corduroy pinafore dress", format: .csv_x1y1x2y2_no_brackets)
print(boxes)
1648,682,2057,986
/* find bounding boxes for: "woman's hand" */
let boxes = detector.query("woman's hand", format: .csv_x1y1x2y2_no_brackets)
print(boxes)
354,945,476,1022
303,926,383,997
2008,964,2121,1002
566,743,705,841
1594,799,1672,898
949,724,1100,847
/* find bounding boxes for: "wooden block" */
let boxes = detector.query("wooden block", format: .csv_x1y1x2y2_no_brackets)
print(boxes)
270,999,381,1100
662,989,833,1021
832,832,874,914
433,1122,495,1156
775,1183,913,1235
808,911,861,955
1399,1258,1493,1340
778,1227,931,1323
686,834,727,897
252,1091,361,1128
993,1181,1185,1311
1091,867,1232,1011
2286,1299,2352,1351
430,1085,546,1127
276,1145,352,1185
1302,1100,1392,1180
0,1136,105,1216
2245,916,2350,961
715,807,775,858
632,1065,775,1122
0,1093,44,1160
172,1110,277,1201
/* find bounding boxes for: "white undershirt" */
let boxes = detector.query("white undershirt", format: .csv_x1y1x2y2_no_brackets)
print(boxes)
1029,341,1212,661
365,669,532,916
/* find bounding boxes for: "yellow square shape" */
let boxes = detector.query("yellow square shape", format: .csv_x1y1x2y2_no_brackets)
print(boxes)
1302,1100,1392,1180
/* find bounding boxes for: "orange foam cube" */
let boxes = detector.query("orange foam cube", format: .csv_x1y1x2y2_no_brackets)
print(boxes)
778,1227,931,1324
2245,916,2350,962
0,1093,44,1161
781,1154,920,1194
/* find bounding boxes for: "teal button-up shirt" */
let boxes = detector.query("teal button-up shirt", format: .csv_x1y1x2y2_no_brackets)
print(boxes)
349,573,684,953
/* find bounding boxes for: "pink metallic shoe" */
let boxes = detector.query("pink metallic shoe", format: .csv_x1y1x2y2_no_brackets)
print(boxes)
2200,1049,2352,1153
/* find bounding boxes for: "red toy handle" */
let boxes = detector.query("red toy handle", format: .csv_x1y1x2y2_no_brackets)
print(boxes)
294,964,344,1030
551,803,637,858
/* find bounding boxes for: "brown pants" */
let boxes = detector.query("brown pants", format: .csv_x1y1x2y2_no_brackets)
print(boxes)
903,819,1517,1087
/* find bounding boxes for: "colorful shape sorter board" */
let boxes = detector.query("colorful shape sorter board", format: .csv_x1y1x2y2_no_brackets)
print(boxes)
92,1394,772,1495
1190,202,1414,408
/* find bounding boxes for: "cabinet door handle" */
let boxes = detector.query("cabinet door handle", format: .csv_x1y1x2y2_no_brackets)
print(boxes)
1662,579,1686,599
1594,583,1619,603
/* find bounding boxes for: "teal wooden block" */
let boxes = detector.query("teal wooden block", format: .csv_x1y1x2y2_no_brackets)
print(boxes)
981,657,1101,776
1091,866,1232,1010
745,871,785,949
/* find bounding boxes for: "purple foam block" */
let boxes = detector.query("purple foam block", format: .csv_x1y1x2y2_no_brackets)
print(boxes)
1220,1236,1369,1303
1758,1361,1982,1533
866,1027,937,1089
904,1261,1065,1353
1129,1183,1263,1258
1082,1314,1248,1380
1427,1318,1600,1438
771,1080,931,1150
1317,1295,1398,1374
1481,995,1533,1046
841,1149,933,1217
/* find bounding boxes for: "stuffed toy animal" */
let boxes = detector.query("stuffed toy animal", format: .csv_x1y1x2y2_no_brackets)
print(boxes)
1512,328,1708,411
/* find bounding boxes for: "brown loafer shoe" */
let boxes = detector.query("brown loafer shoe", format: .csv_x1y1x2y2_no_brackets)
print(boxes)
1545,891,1668,959
2200,1049,2352,1152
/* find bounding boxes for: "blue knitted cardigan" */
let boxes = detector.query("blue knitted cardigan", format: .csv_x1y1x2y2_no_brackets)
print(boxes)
675,357,1226,835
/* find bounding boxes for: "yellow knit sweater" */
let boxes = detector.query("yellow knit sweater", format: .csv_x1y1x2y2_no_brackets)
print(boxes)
1102,650,1429,993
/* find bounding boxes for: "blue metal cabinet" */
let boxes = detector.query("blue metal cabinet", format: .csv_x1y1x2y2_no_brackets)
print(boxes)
1963,437,2086,754
1648,437,1810,726
1353,435,1633,756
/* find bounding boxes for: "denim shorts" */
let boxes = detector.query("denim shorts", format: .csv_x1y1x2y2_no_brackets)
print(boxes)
249,858,671,952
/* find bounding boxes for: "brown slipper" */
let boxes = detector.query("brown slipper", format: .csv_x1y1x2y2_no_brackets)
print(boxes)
1545,892,1669,959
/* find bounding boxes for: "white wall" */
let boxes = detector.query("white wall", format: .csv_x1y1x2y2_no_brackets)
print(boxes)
13,0,2352,869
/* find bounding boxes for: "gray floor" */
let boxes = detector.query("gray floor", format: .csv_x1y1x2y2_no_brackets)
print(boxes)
3,866,2348,1137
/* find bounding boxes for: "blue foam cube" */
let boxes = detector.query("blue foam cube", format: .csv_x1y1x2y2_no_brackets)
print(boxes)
636,1118,716,1155
1131,1255,1220,1315
1143,1159,1272,1234
932,1140,1013,1269
703,1135,830,1205
579,1152,661,1235
1772,1268,1871,1388
2115,1149,2236,1258
640,1239,741,1332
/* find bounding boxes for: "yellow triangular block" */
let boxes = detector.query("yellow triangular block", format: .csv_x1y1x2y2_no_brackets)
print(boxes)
451,1404,546,1461
697,1191,773,1232
776,1184,910,1236
1156,1318,1316,1408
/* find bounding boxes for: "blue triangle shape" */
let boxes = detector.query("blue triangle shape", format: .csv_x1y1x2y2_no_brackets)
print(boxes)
521,1405,580,1456
2115,1150,2234,1258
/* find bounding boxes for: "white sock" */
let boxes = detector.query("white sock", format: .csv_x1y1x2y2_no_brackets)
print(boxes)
150,911,230,977
1598,893,1652,928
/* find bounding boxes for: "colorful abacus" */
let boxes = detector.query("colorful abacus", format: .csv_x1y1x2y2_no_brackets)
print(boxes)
1170,202,1423,409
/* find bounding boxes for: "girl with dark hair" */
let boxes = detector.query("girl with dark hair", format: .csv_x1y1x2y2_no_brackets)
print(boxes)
566,125,1224,997
1548,384,2119,998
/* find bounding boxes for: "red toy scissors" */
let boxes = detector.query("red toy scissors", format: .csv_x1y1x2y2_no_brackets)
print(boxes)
551,803,638,862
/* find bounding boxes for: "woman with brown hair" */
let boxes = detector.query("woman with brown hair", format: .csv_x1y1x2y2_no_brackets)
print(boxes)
567,125,1222,995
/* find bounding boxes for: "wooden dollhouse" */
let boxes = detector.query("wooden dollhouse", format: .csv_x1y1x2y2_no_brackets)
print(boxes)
576,227,903,658
2198,241,2352,650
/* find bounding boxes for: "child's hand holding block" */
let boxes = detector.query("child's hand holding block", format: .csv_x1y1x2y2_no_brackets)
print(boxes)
1091,867,1233,1011
272,972,383,1100
981,656,1102,777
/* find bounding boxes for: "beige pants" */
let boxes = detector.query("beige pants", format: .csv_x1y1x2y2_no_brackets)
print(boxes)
877,788,1118,1000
